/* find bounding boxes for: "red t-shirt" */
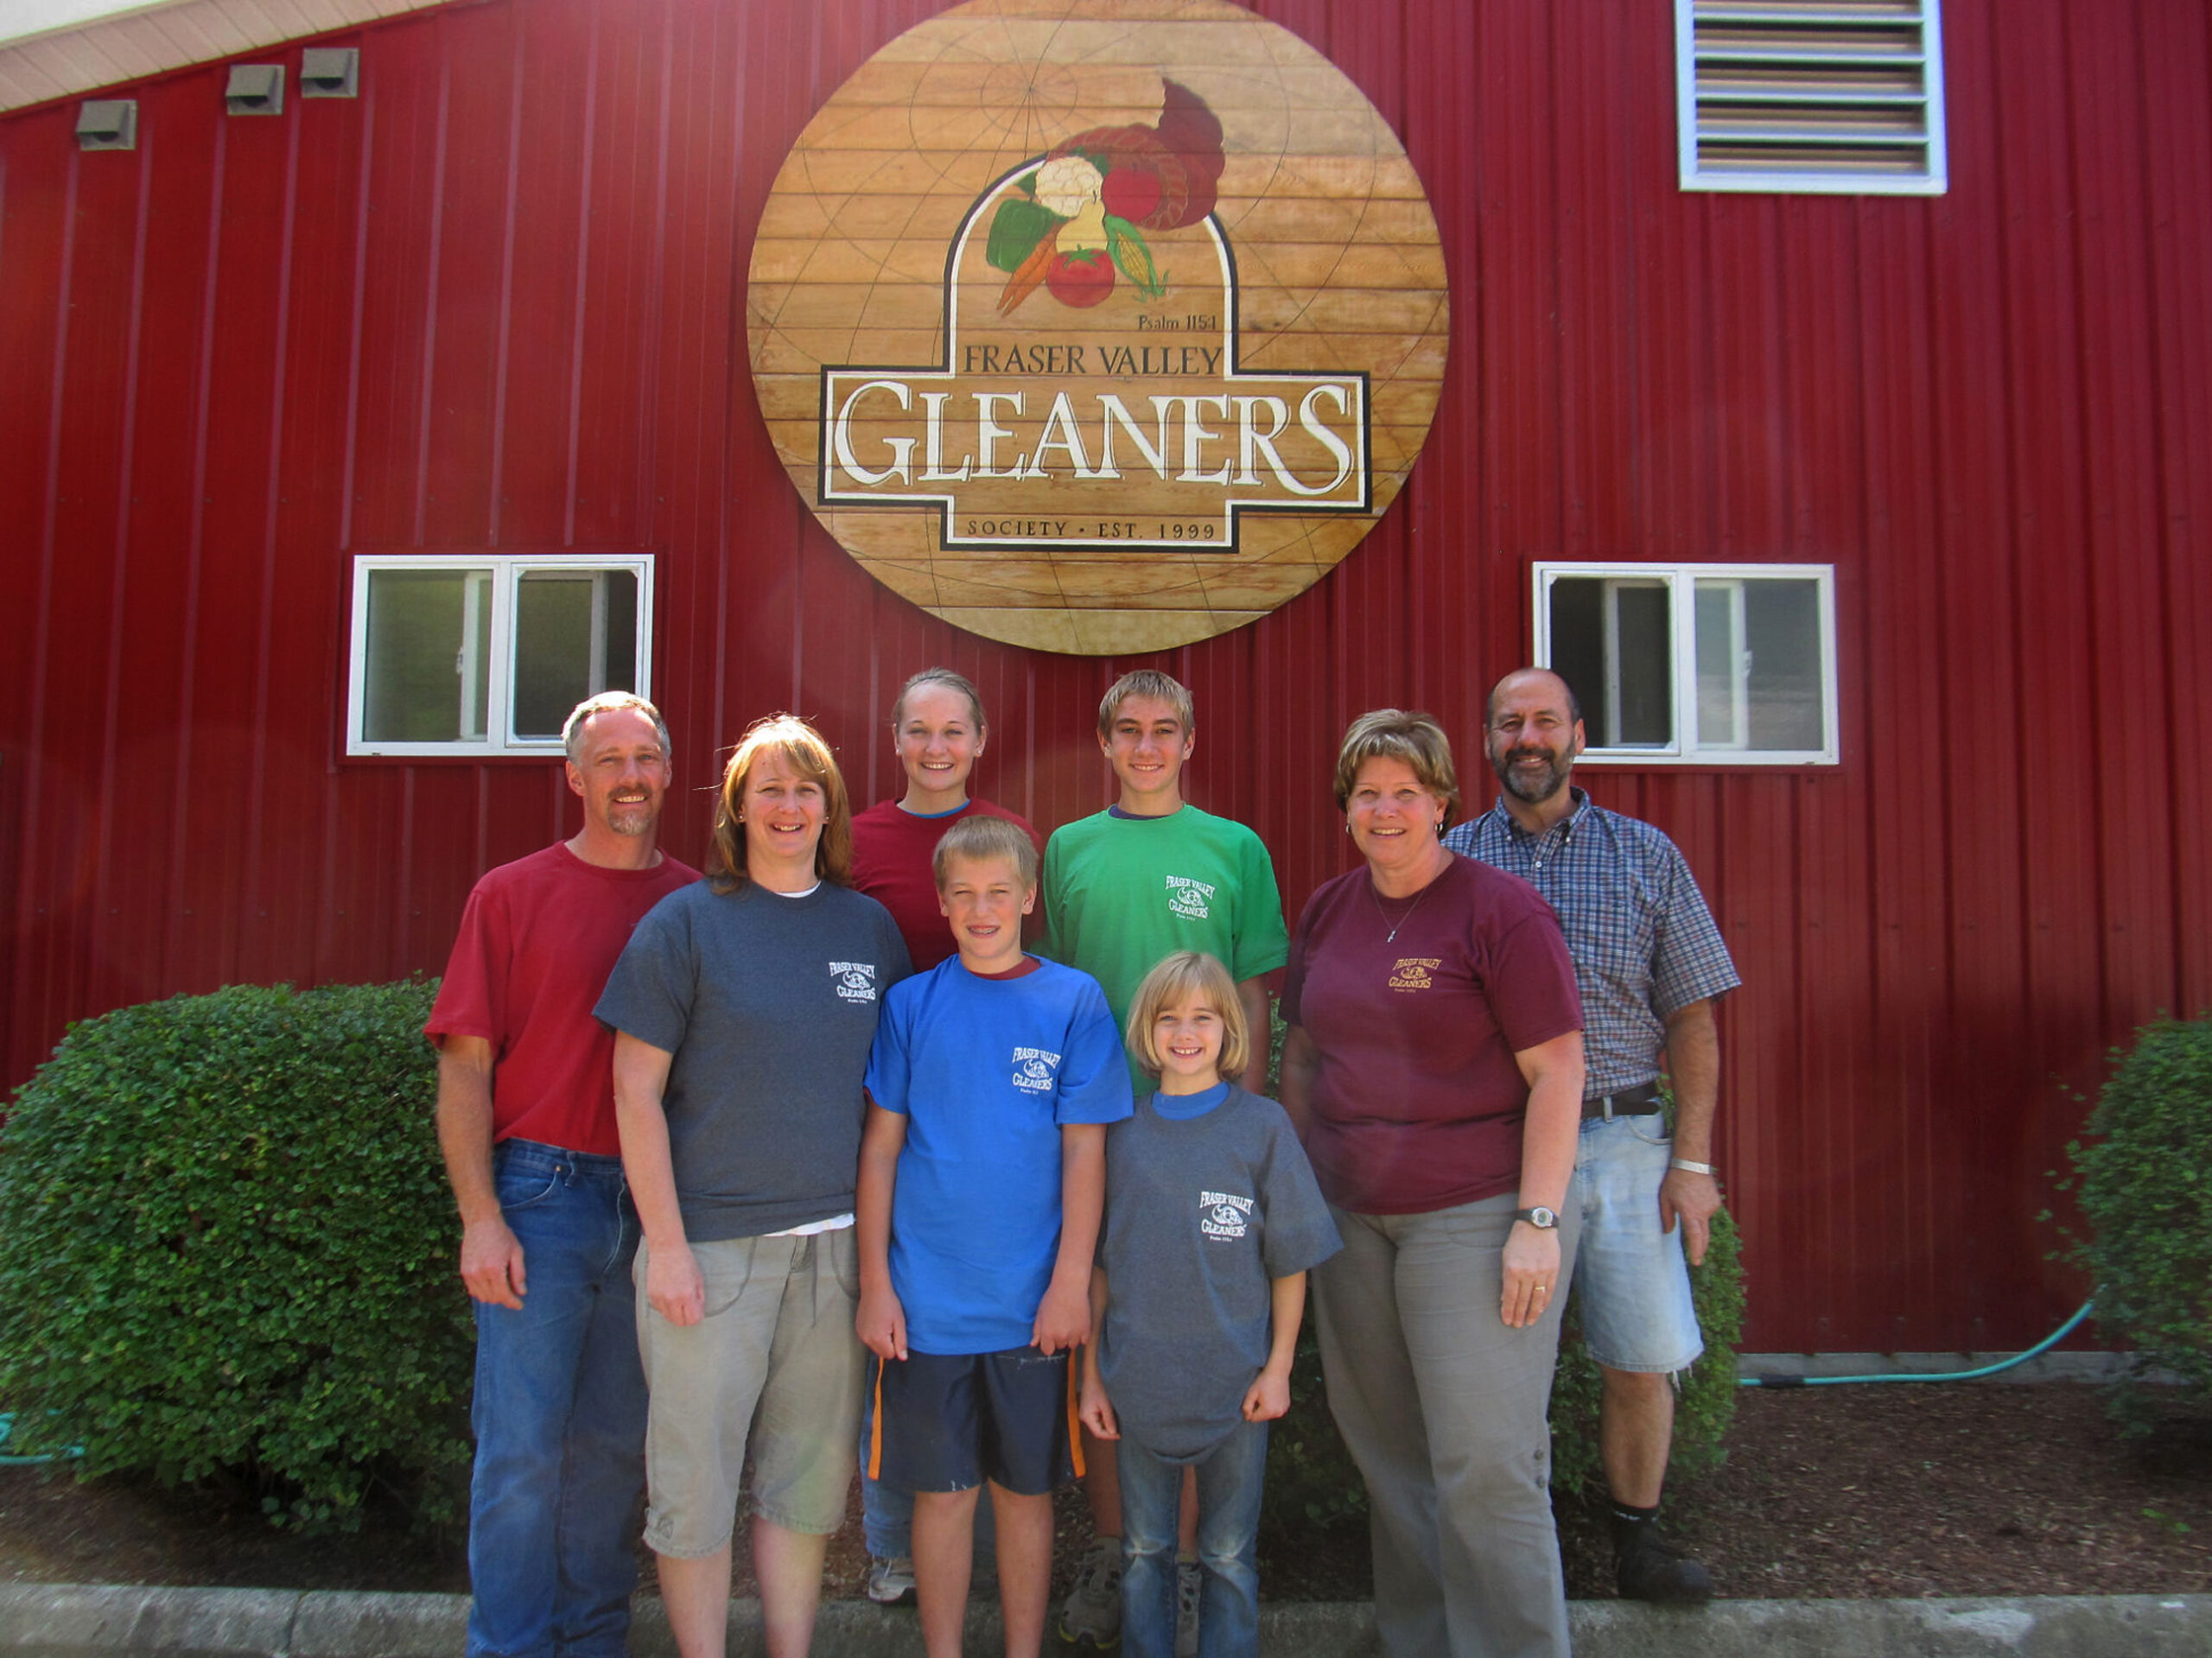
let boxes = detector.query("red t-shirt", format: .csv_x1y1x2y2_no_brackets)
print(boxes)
425,842,697,1156
849,797,1044,971
1281,854,1582,1215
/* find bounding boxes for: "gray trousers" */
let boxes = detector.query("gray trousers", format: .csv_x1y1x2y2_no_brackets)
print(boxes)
1312,1191,1581,1658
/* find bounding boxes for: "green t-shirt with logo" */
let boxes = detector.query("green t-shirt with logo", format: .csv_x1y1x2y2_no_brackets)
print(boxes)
1039,804,1289,1089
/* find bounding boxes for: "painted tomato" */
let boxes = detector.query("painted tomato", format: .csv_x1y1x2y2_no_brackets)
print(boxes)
1046,248,1115,308
1102,166,1163,225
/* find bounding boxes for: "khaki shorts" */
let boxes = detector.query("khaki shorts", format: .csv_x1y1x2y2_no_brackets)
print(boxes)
634,1229,864,1557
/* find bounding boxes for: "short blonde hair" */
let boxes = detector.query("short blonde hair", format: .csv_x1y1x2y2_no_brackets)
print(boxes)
1096,669,1194,739
1332,708,1461,829
705,715,853,893
1124,950,1249,1082
932,814,1039,892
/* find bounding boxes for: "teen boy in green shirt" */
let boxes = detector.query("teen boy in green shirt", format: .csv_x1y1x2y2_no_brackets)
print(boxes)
1040,668,1289,1651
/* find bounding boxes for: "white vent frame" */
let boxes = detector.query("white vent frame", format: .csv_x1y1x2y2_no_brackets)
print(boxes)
1676,1,1948,195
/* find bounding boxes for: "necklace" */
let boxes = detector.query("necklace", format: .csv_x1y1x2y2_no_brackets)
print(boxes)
1371,877,1436,944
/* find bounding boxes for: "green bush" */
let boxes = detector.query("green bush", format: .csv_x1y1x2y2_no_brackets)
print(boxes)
2067,1016,2212,1410
1262,1211,1744,1535
1258,1000,1745,1526
0,981,471,1530
1549,1207,1744,1497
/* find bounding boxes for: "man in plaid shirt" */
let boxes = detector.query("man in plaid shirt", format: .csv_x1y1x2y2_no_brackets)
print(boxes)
1442,666,1739,1605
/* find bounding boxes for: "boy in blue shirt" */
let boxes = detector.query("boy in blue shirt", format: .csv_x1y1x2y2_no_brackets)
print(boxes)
857,816,1134,1658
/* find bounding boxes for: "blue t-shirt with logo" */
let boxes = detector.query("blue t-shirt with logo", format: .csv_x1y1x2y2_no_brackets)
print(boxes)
865,956,1134,1355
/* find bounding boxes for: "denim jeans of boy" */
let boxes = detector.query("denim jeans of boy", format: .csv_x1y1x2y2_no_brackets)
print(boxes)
1119,1418,1268,1658
467,1140,646,1658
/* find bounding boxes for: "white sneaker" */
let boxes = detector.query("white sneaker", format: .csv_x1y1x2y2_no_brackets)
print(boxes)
866,1553,917,1606
1174,1558,1201,1658
1058,1534,1123,1648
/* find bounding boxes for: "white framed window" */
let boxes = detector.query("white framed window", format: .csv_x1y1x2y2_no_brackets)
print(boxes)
346,553,654,757
1676,0,1947,195
1533,562,1839,765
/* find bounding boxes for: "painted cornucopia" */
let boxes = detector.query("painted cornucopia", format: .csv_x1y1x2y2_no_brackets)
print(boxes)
987,81,1228,313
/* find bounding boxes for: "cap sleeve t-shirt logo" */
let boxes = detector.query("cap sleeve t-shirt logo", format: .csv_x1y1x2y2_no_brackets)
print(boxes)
1388,957,1441,993
1166,874,1215,920
1013,1045,1064,1093
831,962,880,1002
1200,1189,1253,1239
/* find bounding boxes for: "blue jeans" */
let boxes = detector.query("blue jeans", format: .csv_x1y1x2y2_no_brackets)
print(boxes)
467,1140,647,1658
859,1410,996,1559
1119,1420,1268,1658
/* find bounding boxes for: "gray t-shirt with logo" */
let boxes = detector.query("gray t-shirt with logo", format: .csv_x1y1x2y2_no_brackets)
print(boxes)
595,879,910,1242
1096,1083,1341,1460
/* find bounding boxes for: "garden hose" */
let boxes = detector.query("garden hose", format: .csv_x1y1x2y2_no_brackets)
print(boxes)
0,1412,84,1465
1739,1298,2097,1388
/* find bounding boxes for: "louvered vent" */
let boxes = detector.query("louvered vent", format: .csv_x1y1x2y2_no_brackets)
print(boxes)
1678,0,1946,194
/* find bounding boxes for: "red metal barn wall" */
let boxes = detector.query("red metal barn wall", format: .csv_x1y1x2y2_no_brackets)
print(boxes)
3,0,2209,1354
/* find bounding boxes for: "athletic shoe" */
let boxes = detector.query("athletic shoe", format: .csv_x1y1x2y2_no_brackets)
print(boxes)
1058,1534,1123,1648
1615,1530,1713,1604
866,1553,918,1607
1173,1558,1201,1657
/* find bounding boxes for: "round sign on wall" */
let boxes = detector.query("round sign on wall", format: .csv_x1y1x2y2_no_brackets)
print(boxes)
748,0,1449,655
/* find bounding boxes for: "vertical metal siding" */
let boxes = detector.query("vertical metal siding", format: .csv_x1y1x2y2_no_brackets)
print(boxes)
3,0,2208,1352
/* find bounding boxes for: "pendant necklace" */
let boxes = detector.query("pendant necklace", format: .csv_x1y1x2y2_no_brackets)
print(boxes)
1372,877,1435,944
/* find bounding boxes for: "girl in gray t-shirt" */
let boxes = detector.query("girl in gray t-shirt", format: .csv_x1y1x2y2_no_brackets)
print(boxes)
1080,950,1340,1658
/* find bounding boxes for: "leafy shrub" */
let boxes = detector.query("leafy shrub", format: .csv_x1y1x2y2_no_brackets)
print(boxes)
2067,1016,2212,1412
1258,1000,1745,1526
1549,1207,1744,1497
0,981,470,1530
1262,1211,1744,1535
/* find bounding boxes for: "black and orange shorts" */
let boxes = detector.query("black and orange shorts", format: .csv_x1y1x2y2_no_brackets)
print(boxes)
866,1344,1084,1497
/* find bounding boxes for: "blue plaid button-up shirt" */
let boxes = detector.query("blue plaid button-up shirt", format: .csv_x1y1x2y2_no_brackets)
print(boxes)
1441,789,1738,1096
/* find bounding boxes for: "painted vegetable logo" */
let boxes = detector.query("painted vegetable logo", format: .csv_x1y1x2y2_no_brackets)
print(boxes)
986,81,1227,314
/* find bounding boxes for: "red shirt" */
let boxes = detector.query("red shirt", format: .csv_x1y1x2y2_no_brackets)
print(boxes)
849,797,1044,970
425,842,697,1156
1281,854,1581,1215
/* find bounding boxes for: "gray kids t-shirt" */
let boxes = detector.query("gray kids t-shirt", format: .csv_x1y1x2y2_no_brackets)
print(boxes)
594,879,910,1241
1096,1083,1341,1460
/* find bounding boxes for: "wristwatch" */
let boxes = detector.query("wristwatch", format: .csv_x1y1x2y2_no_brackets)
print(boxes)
1512,1206,1560,1230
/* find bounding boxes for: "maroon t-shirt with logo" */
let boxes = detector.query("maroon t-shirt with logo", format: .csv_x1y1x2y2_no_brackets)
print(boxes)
1281,854,1581,1215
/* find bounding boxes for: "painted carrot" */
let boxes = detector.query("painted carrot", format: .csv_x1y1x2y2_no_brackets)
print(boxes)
997,232,1059,315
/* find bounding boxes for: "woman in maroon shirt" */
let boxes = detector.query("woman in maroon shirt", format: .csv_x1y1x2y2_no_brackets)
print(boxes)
1279,709,1585,1658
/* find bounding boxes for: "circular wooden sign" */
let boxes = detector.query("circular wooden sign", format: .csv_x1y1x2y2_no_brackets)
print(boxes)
748,0,1449,655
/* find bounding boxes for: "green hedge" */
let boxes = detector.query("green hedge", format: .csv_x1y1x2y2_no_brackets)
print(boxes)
1260,1003,1745,1527
1262,1211,1743,1533
0,981,471,1530
2066,1015,2212,1413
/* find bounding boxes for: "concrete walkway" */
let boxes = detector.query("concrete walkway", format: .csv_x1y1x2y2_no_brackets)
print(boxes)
0,1584,2203,1657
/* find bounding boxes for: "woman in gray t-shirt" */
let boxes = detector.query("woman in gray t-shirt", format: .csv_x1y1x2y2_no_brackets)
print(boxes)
601,715,910,1658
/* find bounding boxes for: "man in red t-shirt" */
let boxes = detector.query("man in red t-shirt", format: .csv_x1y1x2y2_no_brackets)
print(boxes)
427,693,697,1658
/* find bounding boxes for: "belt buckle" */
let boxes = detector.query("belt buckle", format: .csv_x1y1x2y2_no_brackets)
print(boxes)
1602,1093,1617,1122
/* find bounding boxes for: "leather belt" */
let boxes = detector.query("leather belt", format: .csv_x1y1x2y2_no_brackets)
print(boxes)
1582,1081,1663,1120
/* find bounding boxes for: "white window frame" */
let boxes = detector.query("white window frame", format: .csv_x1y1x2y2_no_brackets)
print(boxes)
1532,561,1840,766
1676,0,1948,196
346,552,655,758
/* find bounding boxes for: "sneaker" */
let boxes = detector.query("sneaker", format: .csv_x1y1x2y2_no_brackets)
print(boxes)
866,1553,918,1607
1058,1534,1122,1648
1173,1559,1201,1657
1615,1531,1713,1604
